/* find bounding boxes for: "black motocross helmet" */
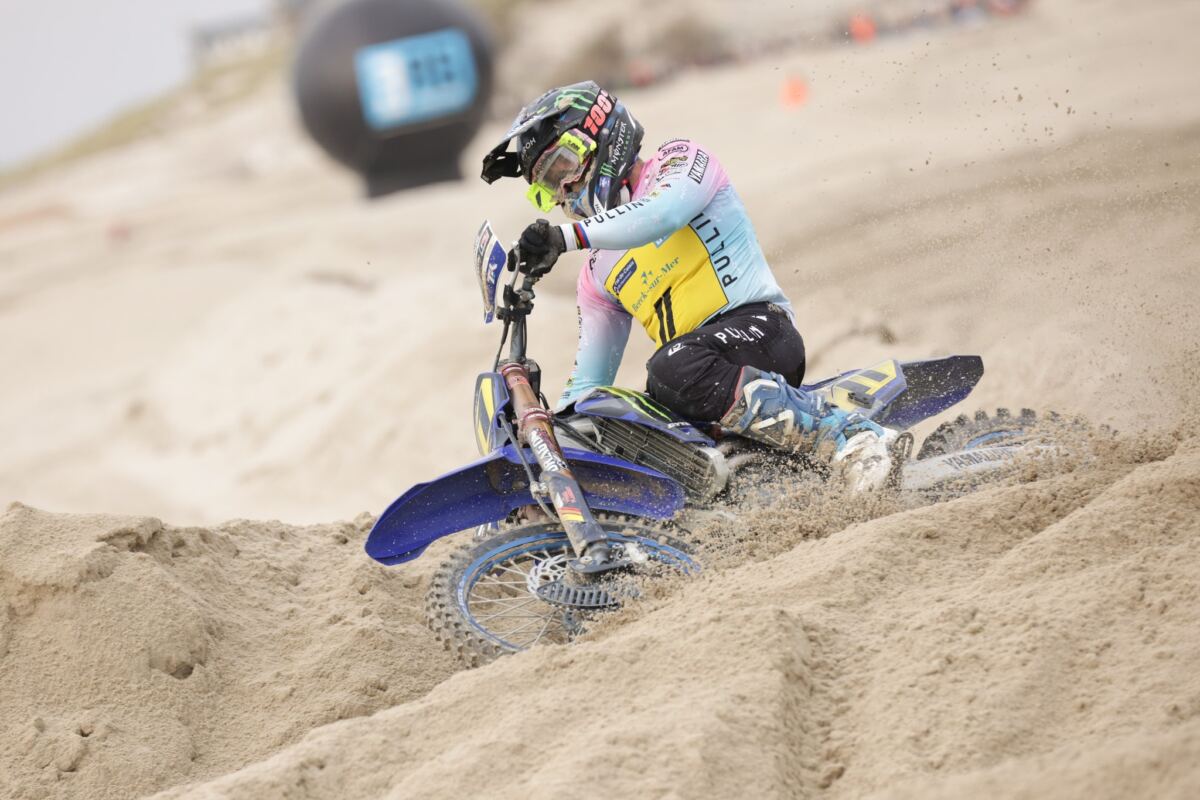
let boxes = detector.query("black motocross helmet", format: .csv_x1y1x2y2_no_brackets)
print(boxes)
481,81,643,218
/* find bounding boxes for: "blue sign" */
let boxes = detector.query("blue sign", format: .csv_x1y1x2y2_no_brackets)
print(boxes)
355,28,478,132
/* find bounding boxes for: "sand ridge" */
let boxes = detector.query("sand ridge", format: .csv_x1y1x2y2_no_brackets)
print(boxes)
141,433,1200,799
1,0,1199,796
0,505,457,800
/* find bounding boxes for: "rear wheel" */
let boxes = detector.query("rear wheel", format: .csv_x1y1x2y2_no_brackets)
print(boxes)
917,407,1043,459
425,514,696,667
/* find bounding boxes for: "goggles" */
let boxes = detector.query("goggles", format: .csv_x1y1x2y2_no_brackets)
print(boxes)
526,129,597,212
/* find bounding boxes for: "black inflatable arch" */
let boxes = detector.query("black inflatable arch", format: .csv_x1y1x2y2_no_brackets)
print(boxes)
293,0,494,197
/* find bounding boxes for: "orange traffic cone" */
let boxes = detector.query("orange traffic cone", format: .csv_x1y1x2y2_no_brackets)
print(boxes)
781,76,809,108
848,12,877,43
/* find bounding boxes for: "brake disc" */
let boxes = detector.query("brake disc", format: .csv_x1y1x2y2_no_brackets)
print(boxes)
526,552,569,595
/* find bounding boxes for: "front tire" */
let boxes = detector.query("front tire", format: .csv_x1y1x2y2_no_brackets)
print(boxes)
425,514,696,667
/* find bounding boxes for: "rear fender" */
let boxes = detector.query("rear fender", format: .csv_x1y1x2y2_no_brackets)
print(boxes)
877,355,984,429
364,445,685,565
802,355,984,431
820,359,908,418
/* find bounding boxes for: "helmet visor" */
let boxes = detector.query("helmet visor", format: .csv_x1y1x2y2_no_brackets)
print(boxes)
526,129,596,212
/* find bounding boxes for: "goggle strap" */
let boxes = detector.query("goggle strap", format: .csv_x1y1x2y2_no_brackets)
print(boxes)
481,148,523,184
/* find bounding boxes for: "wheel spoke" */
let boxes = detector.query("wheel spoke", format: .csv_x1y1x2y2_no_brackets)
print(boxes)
468,596,536,606
530,613,556,645
498,614,555,640
477,614,547,625
469,595,538,611
494,563,534,579
471,599,542,620
468,588,530,605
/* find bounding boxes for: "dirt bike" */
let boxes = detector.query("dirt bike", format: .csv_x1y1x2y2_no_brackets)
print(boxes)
364,221,1045,666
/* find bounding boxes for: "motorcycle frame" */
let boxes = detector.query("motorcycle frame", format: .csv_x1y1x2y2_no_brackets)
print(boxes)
495,270,620,569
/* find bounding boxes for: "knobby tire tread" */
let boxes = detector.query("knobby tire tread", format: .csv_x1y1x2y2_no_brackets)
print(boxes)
916,407,1042,459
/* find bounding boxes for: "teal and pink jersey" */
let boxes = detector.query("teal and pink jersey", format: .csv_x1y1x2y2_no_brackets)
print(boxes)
556,138,793,408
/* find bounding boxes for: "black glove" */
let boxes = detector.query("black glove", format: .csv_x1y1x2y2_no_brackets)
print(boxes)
515,219,566,277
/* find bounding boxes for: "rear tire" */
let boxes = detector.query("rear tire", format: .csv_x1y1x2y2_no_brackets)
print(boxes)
917,407,1043,459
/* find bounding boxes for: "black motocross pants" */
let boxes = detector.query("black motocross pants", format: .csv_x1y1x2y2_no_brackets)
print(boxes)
645,302,806,422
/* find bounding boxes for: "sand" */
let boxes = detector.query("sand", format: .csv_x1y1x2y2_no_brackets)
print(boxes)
1,0,1199,797
0,505,458,799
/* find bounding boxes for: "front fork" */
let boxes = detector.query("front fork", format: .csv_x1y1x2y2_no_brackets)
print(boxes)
499,361,618,571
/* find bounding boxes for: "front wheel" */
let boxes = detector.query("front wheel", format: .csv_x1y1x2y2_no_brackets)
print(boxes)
425,514,697,667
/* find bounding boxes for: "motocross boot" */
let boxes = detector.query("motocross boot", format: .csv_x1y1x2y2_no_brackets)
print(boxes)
719,367,896,491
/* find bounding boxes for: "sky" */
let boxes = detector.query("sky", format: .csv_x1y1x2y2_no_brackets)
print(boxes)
0,0,269,170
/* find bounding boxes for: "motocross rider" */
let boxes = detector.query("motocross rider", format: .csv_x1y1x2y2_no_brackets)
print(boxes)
481,81,895,491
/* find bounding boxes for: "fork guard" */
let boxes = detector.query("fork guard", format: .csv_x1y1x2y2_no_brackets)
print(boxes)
365,445,685,565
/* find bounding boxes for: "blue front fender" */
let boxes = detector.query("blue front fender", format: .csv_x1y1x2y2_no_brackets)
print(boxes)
364,445,685,565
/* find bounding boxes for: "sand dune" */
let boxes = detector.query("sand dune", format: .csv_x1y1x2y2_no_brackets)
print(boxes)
1,0,1199,797
0,504,457,799
139,435,1199,799
5,429,1198,798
